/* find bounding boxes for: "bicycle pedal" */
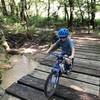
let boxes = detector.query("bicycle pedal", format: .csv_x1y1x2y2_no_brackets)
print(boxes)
64,70,72,75
67,70,71,75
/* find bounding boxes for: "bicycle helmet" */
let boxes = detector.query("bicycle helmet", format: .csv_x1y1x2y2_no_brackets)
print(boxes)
58,28,70,38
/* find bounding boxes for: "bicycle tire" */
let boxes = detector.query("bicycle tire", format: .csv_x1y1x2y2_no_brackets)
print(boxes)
44,71,59,98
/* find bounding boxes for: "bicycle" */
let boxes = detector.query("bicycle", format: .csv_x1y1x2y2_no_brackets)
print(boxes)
44,52,73,98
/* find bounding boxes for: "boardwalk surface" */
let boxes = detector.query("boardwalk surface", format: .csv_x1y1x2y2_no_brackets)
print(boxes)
1,36,100,100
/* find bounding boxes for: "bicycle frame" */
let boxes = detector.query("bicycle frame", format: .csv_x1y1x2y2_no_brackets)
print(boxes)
44,52,68,97
50,53,64,76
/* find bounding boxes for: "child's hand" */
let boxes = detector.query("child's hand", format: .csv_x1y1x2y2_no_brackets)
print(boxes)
65,58,72,64
45,50,49,54
69,56,73,59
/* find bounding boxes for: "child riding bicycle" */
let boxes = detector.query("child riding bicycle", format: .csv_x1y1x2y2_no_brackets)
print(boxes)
46,28,75,74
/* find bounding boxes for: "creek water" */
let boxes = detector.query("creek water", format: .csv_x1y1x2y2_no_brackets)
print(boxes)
0,54,39,89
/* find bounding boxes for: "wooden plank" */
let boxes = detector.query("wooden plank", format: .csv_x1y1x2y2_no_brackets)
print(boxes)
73,66,100,77
40,59,100,77
18,75,45,90
76,50,100,57
55,45,100,54
44,56,100,70
56,84,100,100
36,64,99,86
18,75,100,100
6,83,64,100
1,93,21,100
76,48,100,54
50,45,100,54
76,47,100,53
76,44,100,49
34,51,100,65
39,51,100,71
44,51,100,61
30,70,99,95
37,50,100,64
74,40,100,46
74,58,100,70
75,52,100,61
76,46,100,51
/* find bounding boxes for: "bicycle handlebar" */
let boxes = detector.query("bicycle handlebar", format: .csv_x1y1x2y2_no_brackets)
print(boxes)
49,52,68,59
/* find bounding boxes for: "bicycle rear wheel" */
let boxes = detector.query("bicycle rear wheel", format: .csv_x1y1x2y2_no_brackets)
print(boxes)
44,71,59,97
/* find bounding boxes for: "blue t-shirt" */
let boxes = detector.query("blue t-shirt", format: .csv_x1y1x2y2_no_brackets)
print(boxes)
56,38,75,56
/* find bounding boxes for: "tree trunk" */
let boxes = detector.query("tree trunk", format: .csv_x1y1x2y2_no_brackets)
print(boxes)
87,0,90,34
20,0,25,21
20,0,31,39
1,0,8,16
77,0,84,23
47,0,50,19
9,0,16,15
64,3,67,21
68,0,74,30
35,1,39,16
64,2,69,26
91,0,96,30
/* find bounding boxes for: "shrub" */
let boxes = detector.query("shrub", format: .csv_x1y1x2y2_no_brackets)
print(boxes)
95,19,100,26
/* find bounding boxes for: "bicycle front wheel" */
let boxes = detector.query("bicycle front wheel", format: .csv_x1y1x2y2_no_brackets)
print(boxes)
44,71,59,98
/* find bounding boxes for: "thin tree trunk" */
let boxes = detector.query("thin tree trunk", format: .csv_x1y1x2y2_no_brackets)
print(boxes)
35,1,39,16
77,0,84,23
64,3,69,25
68,0,74,30
87,0,90,34
91,0,96,30
20,0,30,39
47,0,50,19
9,0,16,15
64,3,67,21
1,0,8,16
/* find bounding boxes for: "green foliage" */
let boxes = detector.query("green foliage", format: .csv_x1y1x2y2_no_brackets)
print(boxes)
1,58,10,64
96,19,100,26
0,17,4,23
2,23,25,34
29,15,66,28
0,16,20,25
29,16,48,27
28,25,36,33
0,47,5,53
0,69,4,79
14,23,25,33
0,16,26,34
96,4,100,11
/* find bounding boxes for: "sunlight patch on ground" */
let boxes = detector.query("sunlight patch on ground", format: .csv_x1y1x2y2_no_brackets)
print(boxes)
81,37,100,41
79,94,94,100
19,48,38,54
74,37,100,41
70,85,84,92
74,36,100,45
39,45,48,51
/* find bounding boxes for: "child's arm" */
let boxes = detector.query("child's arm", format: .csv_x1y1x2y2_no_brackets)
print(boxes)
69,39,75,59
69,47,75,59
46,43,57,54
65,47,75,65
46,39,60,54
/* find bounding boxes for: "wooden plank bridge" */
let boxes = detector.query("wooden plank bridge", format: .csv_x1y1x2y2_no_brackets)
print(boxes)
1,37,100,100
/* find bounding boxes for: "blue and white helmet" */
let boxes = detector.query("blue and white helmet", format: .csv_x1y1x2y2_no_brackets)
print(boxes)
58,28,70,38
